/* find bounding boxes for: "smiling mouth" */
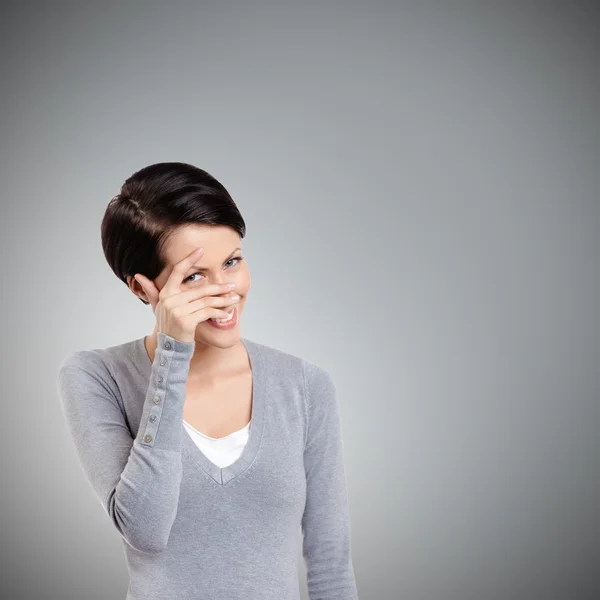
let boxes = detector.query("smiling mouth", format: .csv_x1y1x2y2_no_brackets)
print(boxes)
207,305,238,328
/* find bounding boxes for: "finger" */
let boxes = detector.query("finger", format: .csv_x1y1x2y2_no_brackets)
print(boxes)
190,291,239,312
161,247,204,298
176,281,238,305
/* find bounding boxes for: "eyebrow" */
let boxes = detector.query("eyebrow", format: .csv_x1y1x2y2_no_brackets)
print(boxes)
186,247,242,272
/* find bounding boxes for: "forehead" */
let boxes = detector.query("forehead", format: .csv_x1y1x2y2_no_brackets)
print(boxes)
162,224,241,265
184,247,241,273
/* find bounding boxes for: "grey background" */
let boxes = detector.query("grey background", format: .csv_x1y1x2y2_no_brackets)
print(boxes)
2,1,599,599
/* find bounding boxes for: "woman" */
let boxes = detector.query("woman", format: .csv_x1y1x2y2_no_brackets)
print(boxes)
57,162,359,600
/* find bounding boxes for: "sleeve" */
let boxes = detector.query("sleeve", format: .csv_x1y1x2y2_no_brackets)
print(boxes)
57,332,195,554
301,360,359,600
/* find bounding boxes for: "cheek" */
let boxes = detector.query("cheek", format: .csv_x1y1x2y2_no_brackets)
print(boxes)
237,272,251,294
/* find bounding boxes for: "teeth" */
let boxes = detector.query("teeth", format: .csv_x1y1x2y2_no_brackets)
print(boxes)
210,307,235,323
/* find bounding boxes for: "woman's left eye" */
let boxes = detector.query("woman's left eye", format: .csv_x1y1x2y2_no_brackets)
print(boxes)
184,256,243,284
226,256,243,268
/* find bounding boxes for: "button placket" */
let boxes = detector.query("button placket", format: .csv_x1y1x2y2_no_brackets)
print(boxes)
141,337,174,447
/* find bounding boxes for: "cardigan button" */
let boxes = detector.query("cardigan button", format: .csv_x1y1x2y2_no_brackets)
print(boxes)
164,341,172,350
144,434,152,443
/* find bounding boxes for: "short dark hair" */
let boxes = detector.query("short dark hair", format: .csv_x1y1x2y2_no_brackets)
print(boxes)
101,162,246,303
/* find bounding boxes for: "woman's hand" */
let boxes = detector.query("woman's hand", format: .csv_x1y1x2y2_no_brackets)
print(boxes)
134,247,239,343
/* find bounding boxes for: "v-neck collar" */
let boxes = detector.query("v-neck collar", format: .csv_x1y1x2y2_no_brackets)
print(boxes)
135,334,265,486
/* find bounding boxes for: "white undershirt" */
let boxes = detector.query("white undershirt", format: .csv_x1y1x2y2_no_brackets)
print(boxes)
182,419,250,468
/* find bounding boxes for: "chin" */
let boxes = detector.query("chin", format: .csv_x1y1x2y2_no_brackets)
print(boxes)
195,330,240,349
194,320,240,348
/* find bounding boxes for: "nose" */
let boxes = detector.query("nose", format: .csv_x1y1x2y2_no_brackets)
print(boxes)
209,274,233,286
210,277,238,298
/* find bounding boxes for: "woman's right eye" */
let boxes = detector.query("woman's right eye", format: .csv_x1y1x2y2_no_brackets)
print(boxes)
183,272,203,284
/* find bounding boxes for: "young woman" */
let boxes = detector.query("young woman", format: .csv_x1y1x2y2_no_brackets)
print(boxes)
57,162,359,600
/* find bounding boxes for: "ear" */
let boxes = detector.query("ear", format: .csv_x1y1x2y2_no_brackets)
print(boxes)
133,273,160,312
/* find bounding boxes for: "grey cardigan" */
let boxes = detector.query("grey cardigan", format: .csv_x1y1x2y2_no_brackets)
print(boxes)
57,332,358,599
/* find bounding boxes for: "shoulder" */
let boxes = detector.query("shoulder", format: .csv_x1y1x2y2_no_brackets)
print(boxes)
56,344,134,426
57,339,134,401
58,348,111,380
245,337,335,408
58,337,139,377
245,337,332,383
302,357,336,420
244,337,303,369
244,338,303,389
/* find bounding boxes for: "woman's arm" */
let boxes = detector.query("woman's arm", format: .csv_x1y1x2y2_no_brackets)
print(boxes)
57,332,195,554
301,360,359,599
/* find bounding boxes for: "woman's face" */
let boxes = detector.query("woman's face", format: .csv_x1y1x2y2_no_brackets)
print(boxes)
152,224,250,348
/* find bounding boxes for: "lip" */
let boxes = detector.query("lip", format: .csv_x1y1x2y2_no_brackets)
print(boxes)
206,305,238,329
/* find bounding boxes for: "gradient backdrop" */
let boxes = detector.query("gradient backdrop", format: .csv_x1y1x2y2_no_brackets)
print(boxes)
2,1,599,599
